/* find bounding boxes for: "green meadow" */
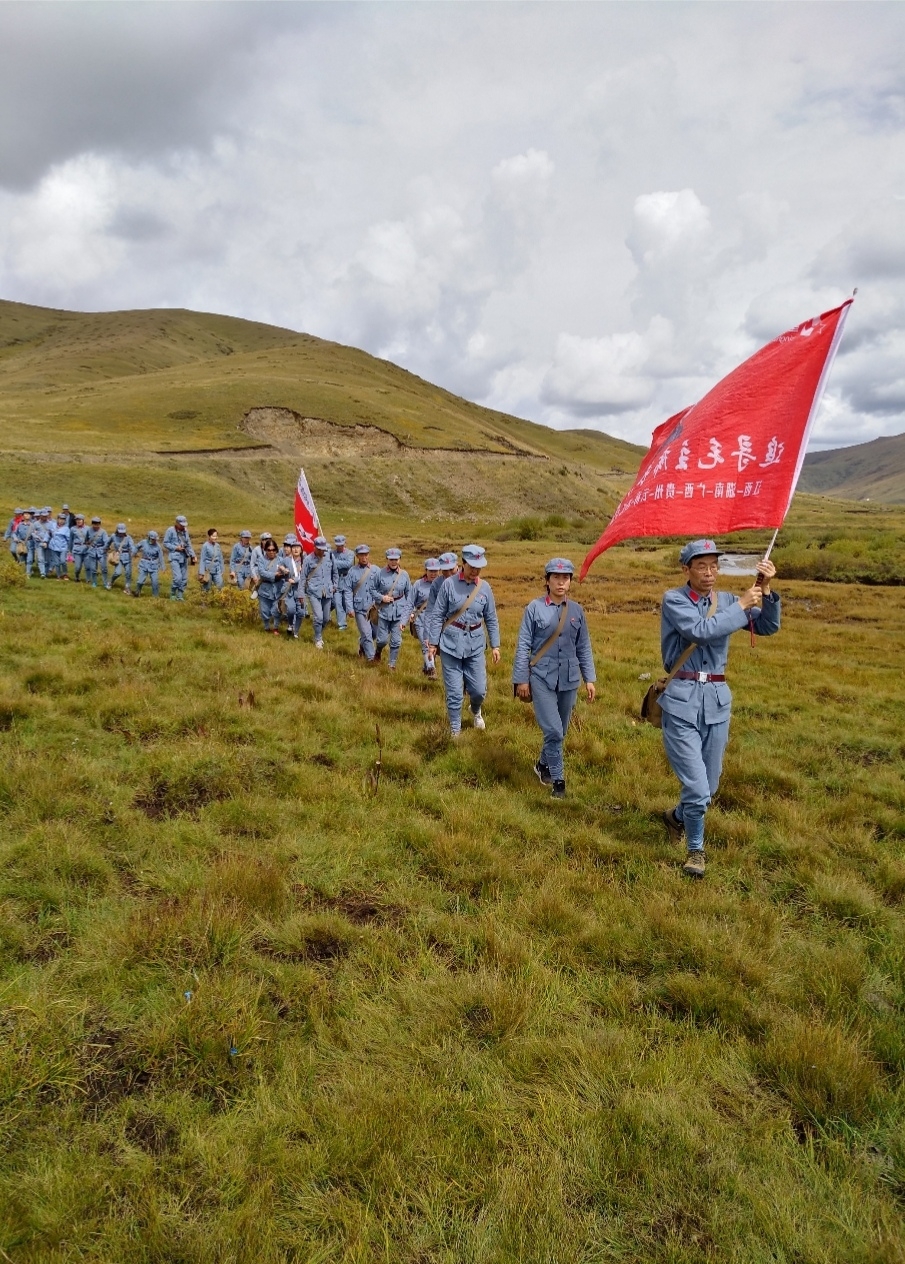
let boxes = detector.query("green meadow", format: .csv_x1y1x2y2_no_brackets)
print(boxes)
1,521,904,1263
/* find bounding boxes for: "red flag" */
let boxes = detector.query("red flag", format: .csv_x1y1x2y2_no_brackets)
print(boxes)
580,299,854,579
294,467,321,555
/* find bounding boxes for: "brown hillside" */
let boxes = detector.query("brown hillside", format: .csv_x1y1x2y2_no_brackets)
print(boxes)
799,432,905,504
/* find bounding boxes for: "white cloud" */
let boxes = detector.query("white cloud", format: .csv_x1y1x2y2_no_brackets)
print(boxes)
628,189,712,270
542,317,673,415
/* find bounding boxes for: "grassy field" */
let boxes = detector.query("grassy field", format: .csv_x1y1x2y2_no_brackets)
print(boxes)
1,530,904,1262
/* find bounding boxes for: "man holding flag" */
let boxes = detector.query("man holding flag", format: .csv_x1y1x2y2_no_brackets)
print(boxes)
581,297,854,876
659,540,779,878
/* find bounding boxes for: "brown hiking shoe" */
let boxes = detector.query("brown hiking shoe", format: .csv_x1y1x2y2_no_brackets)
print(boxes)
663,808,685,846
682,850,706,879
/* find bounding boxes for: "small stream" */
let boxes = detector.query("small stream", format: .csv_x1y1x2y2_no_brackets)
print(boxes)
718,553,761,576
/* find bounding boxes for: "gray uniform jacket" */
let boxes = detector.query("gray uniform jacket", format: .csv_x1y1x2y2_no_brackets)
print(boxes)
279,555,303,597
512,598,596,690
163,526,196,562
426,574,501,656
349,563,379,613
257,556,289,598
108,533,135,558
135,540,165,571
31,520,52,549
332,549,355,592
48,524,71,554
409,577,433,623
70,525,89,555
86,527,109,558
199,541,224,575
302,552,338,598
660,585,781,725
230,542,251,572
372,567,412,621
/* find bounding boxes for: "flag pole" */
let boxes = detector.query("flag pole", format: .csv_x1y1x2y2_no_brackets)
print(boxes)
762,527,779,563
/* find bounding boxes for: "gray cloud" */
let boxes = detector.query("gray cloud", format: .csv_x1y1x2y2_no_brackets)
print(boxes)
1,2,905,450
0,2,316,189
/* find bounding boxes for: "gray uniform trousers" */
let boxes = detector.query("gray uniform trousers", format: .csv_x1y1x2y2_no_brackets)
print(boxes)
136,564,161,596
26,532,48,577
530,678,579,782
659,585,781,850
83,532,109,587
660,708,730,849
109,560,133,589
168,555,190,597
409,579,434,670
332,551,354,628
108,540,135,590
427,575,501,731
438,651,487,728
348,564,378,660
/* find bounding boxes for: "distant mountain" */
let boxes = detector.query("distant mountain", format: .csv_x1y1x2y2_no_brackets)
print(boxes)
799,432,905,504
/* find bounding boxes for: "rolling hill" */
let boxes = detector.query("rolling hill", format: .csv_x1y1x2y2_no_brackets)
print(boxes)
799,431,905,504
0,300,642,467
0,299,648,526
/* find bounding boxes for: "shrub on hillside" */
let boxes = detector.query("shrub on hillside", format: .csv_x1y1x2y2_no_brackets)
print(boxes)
189,585,260,626
0,559,26,589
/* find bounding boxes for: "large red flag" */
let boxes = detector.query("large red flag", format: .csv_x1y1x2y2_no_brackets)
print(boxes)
580,299,854,579
294,467,321,555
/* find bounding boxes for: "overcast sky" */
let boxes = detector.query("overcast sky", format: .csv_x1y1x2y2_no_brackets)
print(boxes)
1,1,903,449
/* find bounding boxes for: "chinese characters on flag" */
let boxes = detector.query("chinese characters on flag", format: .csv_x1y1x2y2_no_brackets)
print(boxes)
580,299,854,579
294,467,321,554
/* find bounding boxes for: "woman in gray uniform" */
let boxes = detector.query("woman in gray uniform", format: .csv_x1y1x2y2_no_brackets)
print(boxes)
512,558,596,799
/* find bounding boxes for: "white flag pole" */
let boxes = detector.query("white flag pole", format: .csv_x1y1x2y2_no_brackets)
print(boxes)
762,526,780,563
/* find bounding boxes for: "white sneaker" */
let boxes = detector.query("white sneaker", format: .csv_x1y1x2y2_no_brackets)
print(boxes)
472,711,486,730
450,729,461,740
315,639,324,650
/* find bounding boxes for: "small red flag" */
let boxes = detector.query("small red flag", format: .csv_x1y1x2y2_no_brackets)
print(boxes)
580,299,854,579
294,467,321,555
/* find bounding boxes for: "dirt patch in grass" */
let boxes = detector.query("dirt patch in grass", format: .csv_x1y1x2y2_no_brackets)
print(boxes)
81,1024,153,1113
132,759,234,819
124,1109,180,1156
304,887,406,925
254,912,360,963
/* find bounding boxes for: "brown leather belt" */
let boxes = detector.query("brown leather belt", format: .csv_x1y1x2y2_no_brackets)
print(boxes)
676,671,726,682
452,621,482,631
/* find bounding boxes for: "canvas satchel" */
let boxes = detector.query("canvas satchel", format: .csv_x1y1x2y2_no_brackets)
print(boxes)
514,600,570,702
641,593,716,727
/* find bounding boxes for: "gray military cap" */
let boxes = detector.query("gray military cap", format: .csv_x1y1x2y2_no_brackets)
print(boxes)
461,544,487,569
679,539,718,566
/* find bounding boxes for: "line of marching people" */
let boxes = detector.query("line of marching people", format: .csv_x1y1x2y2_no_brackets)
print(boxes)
6,505,599,802
5,506,207,599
